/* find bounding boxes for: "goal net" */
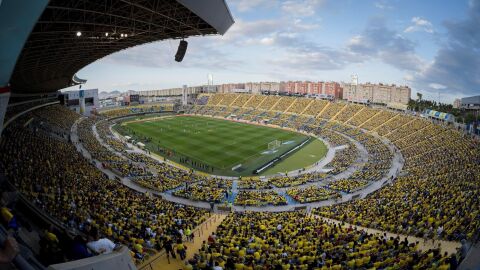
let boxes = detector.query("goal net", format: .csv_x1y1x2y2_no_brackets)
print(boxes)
268,140,281,150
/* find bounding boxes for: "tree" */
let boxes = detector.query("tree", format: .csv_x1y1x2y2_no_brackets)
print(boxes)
416,92,423,101
407,99,416,111
465,113,476,124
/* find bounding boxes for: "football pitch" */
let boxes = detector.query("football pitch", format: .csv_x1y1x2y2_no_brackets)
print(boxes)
115,115,326,176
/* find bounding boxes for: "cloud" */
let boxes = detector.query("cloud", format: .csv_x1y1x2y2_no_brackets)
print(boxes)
217,19,284,44
412,0,480,97
374,0,394,10
404,17,434,33
428,83,447,89
346,17,425,72
104,37,243,71
269,47,355,71
265,31,363,71
281,0,325,17
228,0,273,12
404,74,414,81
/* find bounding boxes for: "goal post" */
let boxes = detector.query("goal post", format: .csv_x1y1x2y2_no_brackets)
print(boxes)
268,140,281,151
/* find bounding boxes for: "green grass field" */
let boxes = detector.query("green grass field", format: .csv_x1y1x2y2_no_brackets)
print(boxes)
261,139,328,175
115,116,327,176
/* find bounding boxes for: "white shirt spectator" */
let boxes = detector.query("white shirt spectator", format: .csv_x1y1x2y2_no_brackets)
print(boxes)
87,238,116,254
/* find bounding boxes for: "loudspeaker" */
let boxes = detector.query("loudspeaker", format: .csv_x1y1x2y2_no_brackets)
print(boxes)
175,40,188,62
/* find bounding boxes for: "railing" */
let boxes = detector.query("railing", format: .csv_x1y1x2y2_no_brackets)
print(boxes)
138,214,219,270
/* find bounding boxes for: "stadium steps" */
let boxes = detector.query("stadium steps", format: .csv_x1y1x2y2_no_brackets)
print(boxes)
253,95,268,109
240,95,254,108
228,94,241,106
371,113,400,132
358,110,382,128
298,99,315,115
283,98,297,113
142,214,227,270
267,97,283,112
331,103,349,121
345,106,366,124
383,118,417,140
315,102,331,118
398,127,447,153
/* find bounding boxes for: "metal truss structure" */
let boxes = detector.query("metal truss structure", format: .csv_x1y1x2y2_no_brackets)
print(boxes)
10,0,225,94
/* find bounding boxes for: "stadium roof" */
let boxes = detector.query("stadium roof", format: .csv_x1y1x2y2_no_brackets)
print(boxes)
7,0,234,95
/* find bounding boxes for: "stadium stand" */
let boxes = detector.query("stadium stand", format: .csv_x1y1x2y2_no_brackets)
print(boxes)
189,212,454,269
318,102,346,120
1,105,213,267
286,98,314,114
3,90,479,268
303,99,329,116
234,191,287,206
287,186,340,203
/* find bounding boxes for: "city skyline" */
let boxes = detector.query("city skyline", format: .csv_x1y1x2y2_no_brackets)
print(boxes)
63,0,480,103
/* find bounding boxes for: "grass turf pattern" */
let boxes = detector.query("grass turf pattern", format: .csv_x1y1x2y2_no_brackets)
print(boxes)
261,139,328,176
116,116,324,176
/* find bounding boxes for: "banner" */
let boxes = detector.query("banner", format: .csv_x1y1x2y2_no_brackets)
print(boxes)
424,109,453,121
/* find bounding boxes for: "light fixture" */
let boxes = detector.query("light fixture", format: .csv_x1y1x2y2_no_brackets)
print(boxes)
105,32,109,37
76,31,82,37
125,34,128,37
120,34,124,37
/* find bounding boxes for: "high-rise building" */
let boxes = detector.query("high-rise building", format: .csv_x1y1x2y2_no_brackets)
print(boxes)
284,81,343,98
343,83,411,104
453,98,462,109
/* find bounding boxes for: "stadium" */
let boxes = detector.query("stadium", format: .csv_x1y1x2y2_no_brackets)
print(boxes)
0,0,479,270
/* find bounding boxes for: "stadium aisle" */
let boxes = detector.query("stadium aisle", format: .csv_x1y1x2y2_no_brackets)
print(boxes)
314,215,461,255
227,180,238,204
146,213,226,270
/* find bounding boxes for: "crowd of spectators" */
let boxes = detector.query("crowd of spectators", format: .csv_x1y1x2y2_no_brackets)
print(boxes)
287,186,340,203
238,177,272,190
316,113,480,242
187,212,454,269
173,184,227,203
5,95,478,268
172,177,232,203
0,105,209,265
234,191,287,206
286,98,312,114
268,173,326,188
327,179,369,193
271,97,295,112
318,102,346,120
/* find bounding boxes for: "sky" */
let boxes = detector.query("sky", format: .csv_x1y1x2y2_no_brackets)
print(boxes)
63,0,480,103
